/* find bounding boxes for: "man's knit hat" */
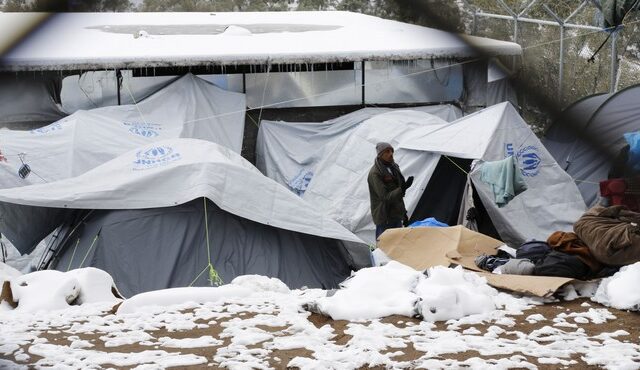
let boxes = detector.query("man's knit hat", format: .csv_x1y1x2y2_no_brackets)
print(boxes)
376,142,393,156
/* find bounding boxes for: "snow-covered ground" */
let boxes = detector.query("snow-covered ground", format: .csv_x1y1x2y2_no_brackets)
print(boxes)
1,263,639,369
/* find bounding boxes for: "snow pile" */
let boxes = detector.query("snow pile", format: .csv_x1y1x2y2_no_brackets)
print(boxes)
66,268,121,304
593,262,640,311
222,25,252,36
415,266,497,322
230,275,290,294
8,268,120,313
117,275,290,315
117,286,253,315
311,262,498,321
312,261,422,320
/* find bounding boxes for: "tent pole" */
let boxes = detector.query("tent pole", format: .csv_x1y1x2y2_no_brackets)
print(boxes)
242,72,246,93
610,29,618,93
361,60,365,106
116,69,122,106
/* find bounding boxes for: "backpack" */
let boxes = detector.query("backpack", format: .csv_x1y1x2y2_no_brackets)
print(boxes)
516,240,550,265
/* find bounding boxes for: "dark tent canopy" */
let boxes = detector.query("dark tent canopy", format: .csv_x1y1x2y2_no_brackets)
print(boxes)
25,198,355,297
543,85,640,206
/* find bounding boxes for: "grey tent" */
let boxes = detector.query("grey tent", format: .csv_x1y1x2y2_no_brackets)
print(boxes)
0,74,66,128
0,139,369,296
543,85,640,207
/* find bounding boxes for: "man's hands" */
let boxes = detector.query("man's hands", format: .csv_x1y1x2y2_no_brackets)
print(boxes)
402,176,414,195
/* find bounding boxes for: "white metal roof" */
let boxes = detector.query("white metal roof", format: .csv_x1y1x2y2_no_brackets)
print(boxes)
0,11,522,71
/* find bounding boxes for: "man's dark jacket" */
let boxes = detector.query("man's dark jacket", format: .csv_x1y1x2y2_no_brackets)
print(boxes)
368,159,407,225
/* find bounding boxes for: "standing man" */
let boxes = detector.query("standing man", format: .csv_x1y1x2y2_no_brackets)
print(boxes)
368,142,414,239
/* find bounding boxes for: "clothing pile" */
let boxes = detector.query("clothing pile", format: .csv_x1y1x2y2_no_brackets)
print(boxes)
475,204,640,280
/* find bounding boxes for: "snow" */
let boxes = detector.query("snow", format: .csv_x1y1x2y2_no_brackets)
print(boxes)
312,261,422,320
1,267,639,368
593,262,640,311
0,12,522,71
10,270,80,313
311,262,510,322
117,286,253,315
7,268,120,313
66,268,121,304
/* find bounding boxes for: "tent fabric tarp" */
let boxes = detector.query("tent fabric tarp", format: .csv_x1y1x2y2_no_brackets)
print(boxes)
0,74,246,188
256,105,462,194
0,12,522,71
543,85,640,207
51,198,355,296
0,74,66,127
259,102,585,246
378,226,576,297
0,139,369,270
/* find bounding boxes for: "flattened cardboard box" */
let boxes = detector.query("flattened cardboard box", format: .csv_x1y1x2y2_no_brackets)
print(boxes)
377,226,575,297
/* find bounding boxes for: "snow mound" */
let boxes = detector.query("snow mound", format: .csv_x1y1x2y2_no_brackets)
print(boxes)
66,268,121,304
8,268,121,313
416,266,497,322
593,262,640,311
310,262,498,321
312,261,422,320
117,286,252,315
230,275,290,294
222,25,252,36
10,270,79,313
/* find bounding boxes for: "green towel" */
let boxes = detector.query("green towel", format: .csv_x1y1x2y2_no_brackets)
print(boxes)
480,156,527,207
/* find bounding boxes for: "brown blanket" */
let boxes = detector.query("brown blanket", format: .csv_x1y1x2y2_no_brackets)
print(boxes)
573,205,640,266
547,231,601,272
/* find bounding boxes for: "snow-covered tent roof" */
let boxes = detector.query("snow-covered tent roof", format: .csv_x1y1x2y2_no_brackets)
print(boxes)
0,139,369,293
0,12,522,71
0,74,245,188
259,102,585,246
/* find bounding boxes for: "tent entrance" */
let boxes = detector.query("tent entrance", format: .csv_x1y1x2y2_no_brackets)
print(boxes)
409,156,472,226
409,156,499,240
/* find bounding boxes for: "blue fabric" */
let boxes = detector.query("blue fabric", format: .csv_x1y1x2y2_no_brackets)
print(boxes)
479,156,528,207
409,217,448,228
287,169,314,196
375,221,402,239
624,132,640,172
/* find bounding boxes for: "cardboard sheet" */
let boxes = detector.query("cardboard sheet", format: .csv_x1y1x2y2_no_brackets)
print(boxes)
378,226,576,297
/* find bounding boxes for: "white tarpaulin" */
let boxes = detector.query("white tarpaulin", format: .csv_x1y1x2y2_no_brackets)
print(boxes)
262,102,585,245
0,138,365,246
402,103,586,246
256,105,462,195
0,74,246,188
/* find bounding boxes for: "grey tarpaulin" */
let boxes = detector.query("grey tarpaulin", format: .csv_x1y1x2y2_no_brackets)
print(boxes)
543,85,640,207
0,139,370,294
0,74,66,127
49,198,354,297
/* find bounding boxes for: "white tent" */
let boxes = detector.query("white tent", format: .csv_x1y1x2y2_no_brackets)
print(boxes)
256,105,462,194
0,139,370,293
0,74,246,188
258,103,586,246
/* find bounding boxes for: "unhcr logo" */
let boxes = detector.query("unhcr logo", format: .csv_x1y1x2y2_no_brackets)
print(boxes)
31,122,62,135
516,145,542,177
132,146,181,170
123,122,161,138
